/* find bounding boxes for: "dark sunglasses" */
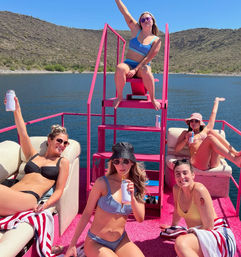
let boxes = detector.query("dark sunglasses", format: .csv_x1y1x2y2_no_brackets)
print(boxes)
140,16,152,23
56,138,69,146
190,119,200,123
113,159,130,165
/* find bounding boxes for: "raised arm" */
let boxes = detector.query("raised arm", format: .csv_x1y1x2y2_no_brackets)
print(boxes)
115,0,139,31
206,97,225,130
13,97,36,159
64,178,103,257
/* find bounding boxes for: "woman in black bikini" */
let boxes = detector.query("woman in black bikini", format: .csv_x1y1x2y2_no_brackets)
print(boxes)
0,96,69,216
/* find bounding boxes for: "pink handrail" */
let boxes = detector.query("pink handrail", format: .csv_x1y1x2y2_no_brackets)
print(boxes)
86,24,126,192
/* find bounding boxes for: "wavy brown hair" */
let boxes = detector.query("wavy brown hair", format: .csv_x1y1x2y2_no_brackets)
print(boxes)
107,161,148,203
48,124,68,140
138,12,159,36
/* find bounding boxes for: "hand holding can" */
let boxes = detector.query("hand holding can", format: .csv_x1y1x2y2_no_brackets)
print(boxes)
5,90,16,111
121,180,131,204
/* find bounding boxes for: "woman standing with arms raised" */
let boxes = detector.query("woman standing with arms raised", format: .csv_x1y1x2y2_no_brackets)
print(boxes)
114,0,162,110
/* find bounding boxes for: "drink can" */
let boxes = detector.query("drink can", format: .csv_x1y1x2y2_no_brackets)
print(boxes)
189,131,194,144
155,115,161,128
6,90,16,111
121,180,131,204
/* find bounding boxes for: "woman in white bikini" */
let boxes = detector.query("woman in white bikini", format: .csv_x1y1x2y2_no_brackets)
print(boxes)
114,0,162,110
175,97,241,170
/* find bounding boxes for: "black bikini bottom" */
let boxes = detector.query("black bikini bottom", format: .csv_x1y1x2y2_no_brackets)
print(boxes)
21,190,40,202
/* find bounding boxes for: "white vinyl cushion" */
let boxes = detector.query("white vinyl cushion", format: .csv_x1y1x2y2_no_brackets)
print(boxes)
0,141,20,182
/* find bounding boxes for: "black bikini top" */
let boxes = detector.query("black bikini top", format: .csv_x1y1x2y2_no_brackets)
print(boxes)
24,153,62,181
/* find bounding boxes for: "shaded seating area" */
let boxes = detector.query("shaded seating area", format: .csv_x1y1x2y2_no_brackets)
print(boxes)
0,137,81,257
165,127,232,198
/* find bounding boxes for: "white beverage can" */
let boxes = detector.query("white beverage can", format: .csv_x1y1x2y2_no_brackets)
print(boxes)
121,180,131,204
6,90,16,111
155,115,161,128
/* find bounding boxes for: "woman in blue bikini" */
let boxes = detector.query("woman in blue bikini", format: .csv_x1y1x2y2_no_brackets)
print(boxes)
114,0,162,110
65,142,147,257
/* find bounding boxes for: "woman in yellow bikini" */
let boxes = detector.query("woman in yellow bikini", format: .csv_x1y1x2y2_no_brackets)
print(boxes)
175,97,241,170
161,159,236,257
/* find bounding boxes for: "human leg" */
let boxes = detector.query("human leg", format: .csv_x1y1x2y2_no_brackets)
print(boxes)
115,233,144,257
114,63,130,109
84,234,118,257
193,134,241,170
0,185,37,216
175,233,204,257
136,65,160,110
209,130,240,156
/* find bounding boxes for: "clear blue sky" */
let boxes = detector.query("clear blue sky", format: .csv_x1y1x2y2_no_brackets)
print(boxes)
1,0,240,33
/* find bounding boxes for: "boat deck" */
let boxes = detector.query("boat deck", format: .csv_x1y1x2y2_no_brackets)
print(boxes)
51,168,241,257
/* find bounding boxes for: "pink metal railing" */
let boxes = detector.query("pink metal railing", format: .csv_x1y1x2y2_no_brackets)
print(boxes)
167,117,241,216
86,24,126,191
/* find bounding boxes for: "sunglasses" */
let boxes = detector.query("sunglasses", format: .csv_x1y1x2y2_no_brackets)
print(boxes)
56,138,69,146
140,16,152,23
112,159,130,165
190,119,200,123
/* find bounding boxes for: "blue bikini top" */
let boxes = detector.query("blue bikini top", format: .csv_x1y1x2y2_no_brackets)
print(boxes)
24,153,61,181
129,30,157,56
97,176,132,216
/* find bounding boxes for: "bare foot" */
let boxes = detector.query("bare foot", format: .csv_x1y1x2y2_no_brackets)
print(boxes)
113,97,122,109
151,99,161,110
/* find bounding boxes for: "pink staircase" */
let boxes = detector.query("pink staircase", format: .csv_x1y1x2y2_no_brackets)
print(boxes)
86,24,170,216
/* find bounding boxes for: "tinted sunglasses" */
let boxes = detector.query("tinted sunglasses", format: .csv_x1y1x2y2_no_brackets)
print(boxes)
56,138,69,146
190,119,200,123
113,159,130,165
140,16,152,23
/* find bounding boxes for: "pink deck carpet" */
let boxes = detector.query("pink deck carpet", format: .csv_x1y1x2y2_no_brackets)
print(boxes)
52,188,241,257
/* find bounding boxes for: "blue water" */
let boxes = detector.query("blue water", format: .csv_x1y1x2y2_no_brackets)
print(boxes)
0,73,240,208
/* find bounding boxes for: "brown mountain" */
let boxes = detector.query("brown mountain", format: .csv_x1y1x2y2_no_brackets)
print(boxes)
0,11,240,74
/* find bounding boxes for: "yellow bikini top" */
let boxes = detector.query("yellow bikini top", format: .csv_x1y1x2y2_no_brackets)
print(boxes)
177,187,201,223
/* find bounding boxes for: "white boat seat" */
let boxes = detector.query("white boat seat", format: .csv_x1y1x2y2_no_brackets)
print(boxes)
165,127,232,197
0,137,81,257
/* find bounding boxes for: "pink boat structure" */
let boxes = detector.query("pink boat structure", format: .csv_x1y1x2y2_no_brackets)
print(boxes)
0,24,240,257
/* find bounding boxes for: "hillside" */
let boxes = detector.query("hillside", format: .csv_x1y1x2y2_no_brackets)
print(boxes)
0,11,240,74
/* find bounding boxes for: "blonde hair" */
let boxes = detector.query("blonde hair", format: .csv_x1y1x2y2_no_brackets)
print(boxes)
138,11,159,36
107,161,148,203
48,124,68,140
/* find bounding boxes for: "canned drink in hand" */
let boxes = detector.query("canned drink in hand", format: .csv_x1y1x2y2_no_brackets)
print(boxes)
155,115,161,128
6,90,16,111
121,180,131,204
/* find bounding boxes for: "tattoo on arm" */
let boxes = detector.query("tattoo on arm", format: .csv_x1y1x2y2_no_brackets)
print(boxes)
200,197,205,205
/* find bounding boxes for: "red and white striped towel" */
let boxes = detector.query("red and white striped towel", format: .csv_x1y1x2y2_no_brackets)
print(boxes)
189,218,236,257
0,210,55,257
160,218,236,257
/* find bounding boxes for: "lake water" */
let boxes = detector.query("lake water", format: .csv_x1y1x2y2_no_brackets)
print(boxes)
0,73,240,207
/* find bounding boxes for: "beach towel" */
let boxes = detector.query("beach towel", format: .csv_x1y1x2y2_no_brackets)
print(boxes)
0,210,55,257
160,218,236,257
